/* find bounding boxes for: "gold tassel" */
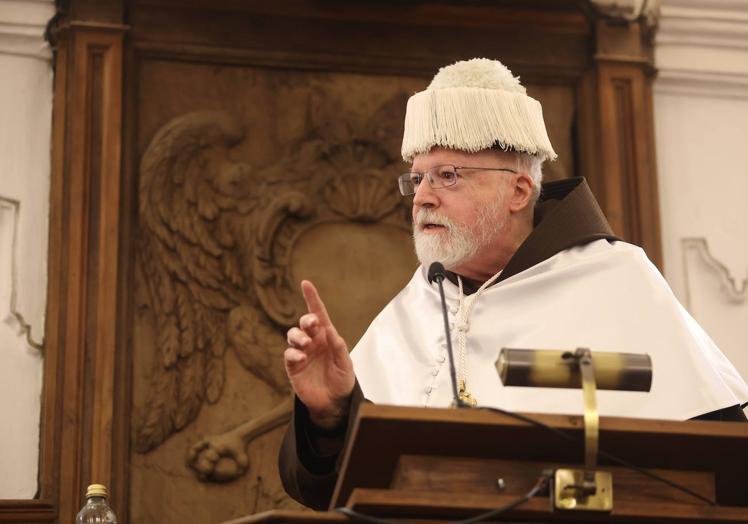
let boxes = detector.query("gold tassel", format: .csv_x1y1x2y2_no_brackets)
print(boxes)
458,379,478,407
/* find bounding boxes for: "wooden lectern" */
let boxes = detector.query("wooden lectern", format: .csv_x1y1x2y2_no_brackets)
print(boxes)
225,404,748,524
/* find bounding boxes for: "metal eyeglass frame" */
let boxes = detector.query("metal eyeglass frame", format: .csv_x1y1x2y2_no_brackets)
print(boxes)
397,164,518,196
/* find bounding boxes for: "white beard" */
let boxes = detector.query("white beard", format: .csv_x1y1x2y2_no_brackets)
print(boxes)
412,201,505,270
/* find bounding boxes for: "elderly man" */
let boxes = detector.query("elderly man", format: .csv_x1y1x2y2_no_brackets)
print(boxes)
279,58,748,509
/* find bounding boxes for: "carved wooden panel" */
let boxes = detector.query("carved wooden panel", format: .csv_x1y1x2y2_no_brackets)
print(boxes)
120,4,600,523
123,49,582,520
129,65,410,523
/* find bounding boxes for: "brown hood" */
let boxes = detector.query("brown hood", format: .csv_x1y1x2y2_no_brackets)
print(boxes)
448,177,619,293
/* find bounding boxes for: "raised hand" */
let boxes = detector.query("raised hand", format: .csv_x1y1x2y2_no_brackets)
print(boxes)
284,280,355,429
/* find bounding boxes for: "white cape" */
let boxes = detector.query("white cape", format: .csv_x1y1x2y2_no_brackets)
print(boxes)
351,240,748,420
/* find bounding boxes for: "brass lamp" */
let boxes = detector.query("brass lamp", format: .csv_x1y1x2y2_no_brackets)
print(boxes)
496,347,652,512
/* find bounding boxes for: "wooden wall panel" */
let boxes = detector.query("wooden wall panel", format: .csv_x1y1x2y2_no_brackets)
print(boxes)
0,501,55,523
128,0,591,78
595,20,662,267
119,4,592,522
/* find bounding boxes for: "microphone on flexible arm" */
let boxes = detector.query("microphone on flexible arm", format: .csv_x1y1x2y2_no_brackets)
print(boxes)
428,262,469,408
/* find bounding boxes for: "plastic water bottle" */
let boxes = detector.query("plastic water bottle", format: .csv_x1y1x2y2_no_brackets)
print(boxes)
76,484,118,523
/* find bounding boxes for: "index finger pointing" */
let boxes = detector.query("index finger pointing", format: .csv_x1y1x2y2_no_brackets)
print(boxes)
300,280,332,326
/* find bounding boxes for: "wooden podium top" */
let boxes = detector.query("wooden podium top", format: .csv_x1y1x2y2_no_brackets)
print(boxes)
224,404,748,524
333,404,748,508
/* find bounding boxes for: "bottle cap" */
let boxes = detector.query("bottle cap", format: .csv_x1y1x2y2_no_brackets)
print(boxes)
85,484,108,499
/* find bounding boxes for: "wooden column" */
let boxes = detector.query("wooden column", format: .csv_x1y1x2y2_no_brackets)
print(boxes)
40,20,126,524
594,19,662,268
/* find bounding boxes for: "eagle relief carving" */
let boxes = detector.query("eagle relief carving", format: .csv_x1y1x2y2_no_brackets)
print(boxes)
134,99,414,488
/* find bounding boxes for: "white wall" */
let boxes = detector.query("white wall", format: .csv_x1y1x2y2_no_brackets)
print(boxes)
654,0,748,404
0,0,54,499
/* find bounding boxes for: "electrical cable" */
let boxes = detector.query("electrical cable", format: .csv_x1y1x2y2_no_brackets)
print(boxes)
453,472,550,524
478,405,716,506
335,472,551,524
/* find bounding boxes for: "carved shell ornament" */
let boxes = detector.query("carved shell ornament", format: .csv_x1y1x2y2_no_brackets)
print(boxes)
322,140,402,222
253,140,409,328
325,169,401,222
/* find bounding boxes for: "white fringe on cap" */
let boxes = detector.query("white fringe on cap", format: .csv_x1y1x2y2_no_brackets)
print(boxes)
401,59,557,162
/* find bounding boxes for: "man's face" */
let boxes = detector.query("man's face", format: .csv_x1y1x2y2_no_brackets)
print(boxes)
410,148,517,270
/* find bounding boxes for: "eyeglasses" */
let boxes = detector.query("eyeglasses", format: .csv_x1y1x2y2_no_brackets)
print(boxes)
397,164,518,196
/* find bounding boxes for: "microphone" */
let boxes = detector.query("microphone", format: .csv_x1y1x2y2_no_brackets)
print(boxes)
428,261,446,284
427,262,467,408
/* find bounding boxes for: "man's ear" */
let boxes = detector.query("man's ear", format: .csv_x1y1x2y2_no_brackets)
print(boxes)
508,173,534,213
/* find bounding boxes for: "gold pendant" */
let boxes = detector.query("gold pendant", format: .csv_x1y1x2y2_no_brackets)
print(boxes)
458,379,478,406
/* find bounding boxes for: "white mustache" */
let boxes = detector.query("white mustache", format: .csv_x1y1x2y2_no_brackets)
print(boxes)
414,209,453,228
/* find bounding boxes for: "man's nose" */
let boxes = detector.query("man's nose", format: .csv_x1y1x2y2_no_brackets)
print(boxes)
412,178,439,208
